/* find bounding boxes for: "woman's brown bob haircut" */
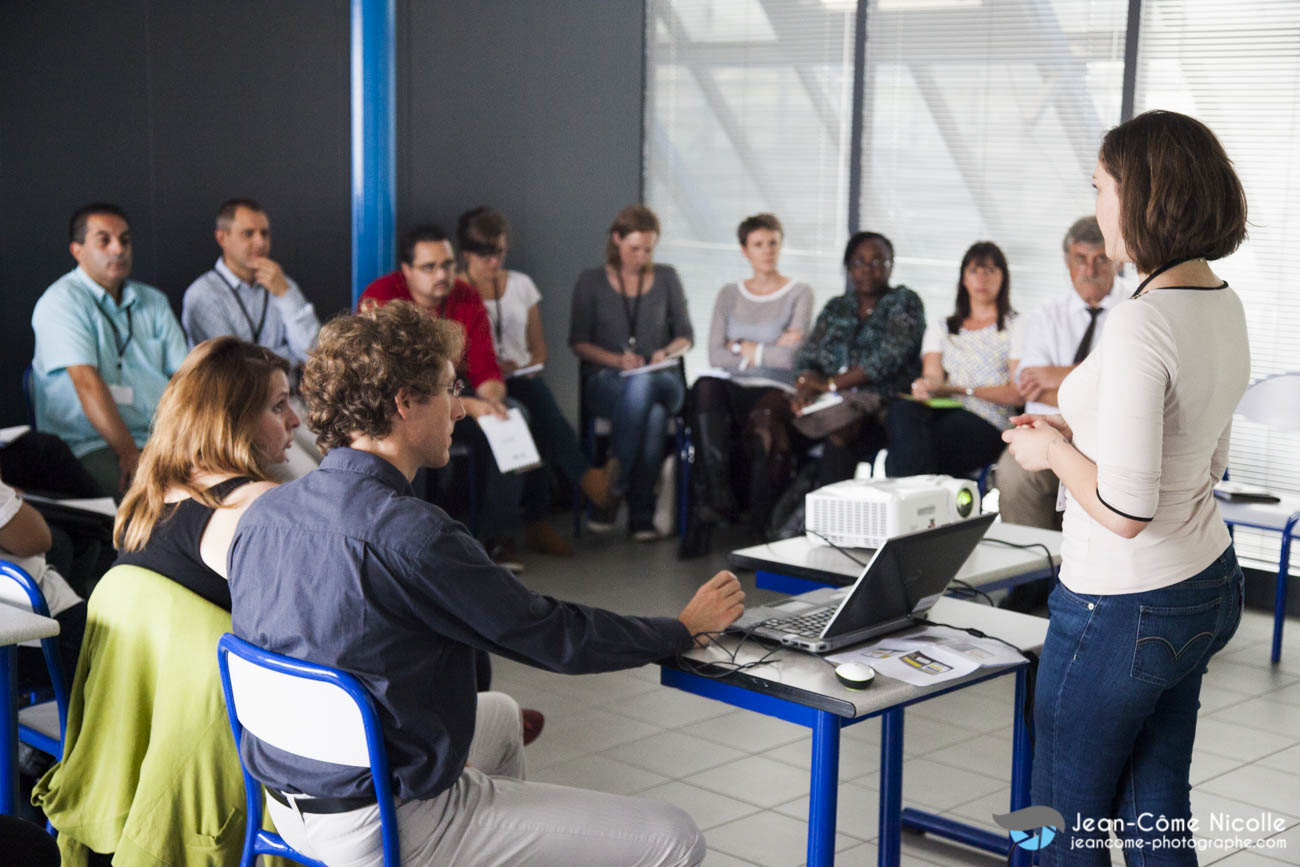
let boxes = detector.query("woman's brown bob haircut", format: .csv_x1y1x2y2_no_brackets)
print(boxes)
301,301,465,451
605,204,660,268
115,338,289,551
1099,110,1247,274
736,212,783,247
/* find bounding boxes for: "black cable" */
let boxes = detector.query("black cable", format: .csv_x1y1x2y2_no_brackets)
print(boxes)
805,529,870,567
676,626,787,679
981,536,1058,585
948,578,995,606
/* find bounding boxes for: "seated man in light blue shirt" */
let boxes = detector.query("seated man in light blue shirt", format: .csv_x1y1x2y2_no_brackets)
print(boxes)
181,198,320,365
31,202,189,497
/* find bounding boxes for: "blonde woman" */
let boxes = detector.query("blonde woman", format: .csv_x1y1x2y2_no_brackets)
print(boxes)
114,337,299,609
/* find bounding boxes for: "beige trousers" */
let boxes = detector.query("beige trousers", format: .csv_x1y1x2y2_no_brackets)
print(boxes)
994,448,1063,530
266,691,705,866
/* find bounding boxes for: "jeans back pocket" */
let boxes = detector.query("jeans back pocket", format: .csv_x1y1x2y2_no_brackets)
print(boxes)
1131,597,1222,688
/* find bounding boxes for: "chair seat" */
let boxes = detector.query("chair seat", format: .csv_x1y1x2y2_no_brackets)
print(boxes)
1217,495,1300,534
19,701,60,740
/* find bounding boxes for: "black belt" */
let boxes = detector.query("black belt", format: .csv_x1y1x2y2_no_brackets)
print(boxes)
265,787,376,814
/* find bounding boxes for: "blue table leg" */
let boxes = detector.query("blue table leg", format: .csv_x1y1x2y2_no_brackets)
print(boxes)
1273,516,1297,664
809,710,841,867
1,645,15,815
878,708,904,866
1009,667,1034,867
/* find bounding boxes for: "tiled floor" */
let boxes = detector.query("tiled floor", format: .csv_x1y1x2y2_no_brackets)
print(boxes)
493,524,1300,865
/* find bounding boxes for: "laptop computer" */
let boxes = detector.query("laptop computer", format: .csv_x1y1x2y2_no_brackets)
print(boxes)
731,512,998,653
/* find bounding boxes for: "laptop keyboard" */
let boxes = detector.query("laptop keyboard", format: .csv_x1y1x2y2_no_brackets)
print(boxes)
762,608,835,639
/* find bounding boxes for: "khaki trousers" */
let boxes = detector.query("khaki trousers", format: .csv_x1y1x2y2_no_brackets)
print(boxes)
267,691,705,866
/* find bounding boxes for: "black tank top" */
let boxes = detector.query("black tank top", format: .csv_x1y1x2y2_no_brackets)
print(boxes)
114,477,254,611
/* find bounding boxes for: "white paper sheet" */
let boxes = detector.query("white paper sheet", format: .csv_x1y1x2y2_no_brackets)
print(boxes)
796,392,844,416
23,493,119,517
827,625,1025,687
476,408,543,474
619,357,681,377
507,363,544,379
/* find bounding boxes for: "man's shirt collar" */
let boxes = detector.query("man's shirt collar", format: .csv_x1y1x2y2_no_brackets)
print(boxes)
320,446,415,496
215,257,253,290
1066,283,1120,315
72,266,137,309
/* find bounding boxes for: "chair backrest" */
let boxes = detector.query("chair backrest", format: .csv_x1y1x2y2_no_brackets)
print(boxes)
216,633,399,866
0,559,69,746
1236,372,1300,433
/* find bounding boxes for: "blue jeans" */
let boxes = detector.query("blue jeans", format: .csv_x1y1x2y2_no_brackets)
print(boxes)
508,376,590,522
1032,545,1244,865
583,367,686,525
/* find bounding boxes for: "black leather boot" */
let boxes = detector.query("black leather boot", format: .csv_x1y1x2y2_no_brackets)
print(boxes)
693,411,740,523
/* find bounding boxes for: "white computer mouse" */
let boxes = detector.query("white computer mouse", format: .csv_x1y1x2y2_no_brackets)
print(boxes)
834,662,876,690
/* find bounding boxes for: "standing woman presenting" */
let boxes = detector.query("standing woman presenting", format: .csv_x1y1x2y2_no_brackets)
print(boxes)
570,205,693,540
1002,110,1249,860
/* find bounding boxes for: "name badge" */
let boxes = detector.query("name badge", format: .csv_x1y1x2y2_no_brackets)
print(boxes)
108,384,134,405
1055,481,1067,512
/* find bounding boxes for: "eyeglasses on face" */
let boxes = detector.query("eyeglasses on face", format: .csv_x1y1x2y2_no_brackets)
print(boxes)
849,257,893,271
444,379,465,399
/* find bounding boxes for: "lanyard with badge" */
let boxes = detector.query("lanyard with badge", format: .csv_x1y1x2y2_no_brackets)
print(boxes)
213,268,269,344
79,283,133,370
615,269,646,354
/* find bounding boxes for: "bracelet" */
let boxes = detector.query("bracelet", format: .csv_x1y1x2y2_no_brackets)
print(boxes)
964,386,975,397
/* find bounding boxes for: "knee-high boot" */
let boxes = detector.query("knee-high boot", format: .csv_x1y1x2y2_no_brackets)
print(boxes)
693,411,740,523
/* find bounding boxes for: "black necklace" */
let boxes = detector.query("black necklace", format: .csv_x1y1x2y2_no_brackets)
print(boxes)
1130,255,1225,299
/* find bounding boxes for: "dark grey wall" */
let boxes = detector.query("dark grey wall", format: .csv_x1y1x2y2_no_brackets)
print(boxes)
399,0,646,418
0,1,352,425
0,0,645,427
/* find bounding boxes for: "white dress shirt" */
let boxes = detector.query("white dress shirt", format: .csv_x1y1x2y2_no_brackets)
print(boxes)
1016,284,1122,415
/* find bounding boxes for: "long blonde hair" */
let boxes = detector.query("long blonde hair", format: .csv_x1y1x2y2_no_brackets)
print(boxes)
114,337,289,552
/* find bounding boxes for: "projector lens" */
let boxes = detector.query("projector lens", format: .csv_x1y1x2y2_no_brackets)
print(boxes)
956,488,974,517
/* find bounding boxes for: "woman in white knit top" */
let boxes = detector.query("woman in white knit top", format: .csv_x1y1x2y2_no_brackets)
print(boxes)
1002,110,1249,862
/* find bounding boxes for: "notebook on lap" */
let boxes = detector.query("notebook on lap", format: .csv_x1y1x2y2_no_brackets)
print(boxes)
730,513,997,653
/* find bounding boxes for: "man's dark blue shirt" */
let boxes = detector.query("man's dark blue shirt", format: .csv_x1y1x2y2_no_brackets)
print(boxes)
229,447,691,801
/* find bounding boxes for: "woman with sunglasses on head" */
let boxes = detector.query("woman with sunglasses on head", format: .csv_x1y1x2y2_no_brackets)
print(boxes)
1002,110,1249,861
679,213,813,557
456,207,618,557
885,241,1019,478
569,204,694,541
787,231,925,488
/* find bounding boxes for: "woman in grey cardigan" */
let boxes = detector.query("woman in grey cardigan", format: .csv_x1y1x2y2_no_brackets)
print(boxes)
680,213,812,558
569,205,693,541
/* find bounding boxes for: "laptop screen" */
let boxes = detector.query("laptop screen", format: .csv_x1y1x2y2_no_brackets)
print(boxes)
822,512,997,639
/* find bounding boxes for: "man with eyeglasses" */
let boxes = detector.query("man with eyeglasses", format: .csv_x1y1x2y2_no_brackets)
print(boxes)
360,225,527,572
996,216,1120,536
30,202,188,497
181,198,322,364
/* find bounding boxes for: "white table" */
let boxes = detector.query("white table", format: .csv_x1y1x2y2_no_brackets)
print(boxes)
729,521,1062,595
662,598,1049,866
0,605,59,815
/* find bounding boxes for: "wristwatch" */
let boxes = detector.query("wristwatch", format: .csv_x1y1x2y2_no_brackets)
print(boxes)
730,341,742,355
828,378,838,394
964,386,975,396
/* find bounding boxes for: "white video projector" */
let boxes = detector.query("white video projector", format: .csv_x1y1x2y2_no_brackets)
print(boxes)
805,474,980,549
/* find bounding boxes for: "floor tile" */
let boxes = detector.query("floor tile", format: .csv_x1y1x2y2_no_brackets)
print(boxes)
765,736,882,780
602,729,748,779
909,688,1021,735
638,781,762,831
833,840,940,866
1198,763,1300,813
615,685,735,727
706,811,862,866
524,707,665,769
685,754,815,808
925,733,1014,783
1260,744,1300,776
683,709,810,753
528,753,669,795
1192,749,1249,786
945,785,1012,833
772,778,882,840
700,850,761,866
1202,658,1299,699
1210,696,1300,738
854,758,1005,811
1193,717,1297,762
1190,790,1299,859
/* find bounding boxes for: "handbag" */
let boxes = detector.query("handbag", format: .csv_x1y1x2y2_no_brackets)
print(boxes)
790,390,884,440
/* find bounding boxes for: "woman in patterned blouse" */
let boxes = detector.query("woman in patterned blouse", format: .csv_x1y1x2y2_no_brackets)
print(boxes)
788,231,926,485
886,241,1020,477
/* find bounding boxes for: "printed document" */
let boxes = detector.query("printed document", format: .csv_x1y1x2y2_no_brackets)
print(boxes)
477,408,543,474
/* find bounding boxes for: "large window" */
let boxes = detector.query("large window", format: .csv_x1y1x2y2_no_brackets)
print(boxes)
645,0,859,375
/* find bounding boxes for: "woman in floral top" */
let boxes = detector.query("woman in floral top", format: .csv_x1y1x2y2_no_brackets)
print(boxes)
886,241,1020,477
783,231,926,485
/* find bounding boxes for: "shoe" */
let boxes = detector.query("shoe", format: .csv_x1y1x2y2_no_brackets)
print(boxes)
630,520,662,543
579,458,621,509
677,514,713,559
525,520,575,557
521,708,545,745
487,538,526,573
586,500,619,533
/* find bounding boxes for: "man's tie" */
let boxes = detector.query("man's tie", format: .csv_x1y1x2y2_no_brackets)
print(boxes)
1072,307,1103,364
